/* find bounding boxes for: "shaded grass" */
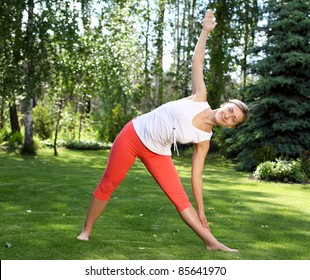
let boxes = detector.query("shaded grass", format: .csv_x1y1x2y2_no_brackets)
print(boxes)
0,148,309,260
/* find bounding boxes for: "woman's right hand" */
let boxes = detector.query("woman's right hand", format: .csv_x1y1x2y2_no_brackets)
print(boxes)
198,210,211,232
202,9,217,32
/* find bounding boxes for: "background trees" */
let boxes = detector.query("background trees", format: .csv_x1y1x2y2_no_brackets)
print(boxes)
0,0,308,173
223,0,310,170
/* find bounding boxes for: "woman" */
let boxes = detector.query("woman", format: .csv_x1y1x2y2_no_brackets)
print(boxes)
77,9,248,252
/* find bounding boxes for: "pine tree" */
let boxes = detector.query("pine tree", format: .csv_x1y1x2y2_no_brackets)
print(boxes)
233,0,310,170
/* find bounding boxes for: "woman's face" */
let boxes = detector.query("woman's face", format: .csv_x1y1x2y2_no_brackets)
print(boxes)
215,103,245,128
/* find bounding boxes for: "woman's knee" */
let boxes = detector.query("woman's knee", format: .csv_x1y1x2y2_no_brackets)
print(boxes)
93,174,118,200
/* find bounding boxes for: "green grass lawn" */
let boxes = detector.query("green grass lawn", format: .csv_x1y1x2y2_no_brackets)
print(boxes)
0,148,309,260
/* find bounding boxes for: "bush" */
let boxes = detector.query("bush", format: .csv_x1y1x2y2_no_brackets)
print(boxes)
33,103,54,140
301,150,310,179
0,129,10,143
253,159,308,184
40,140,67,148
8,131,23,148
250,145,277,165
65,140,112,150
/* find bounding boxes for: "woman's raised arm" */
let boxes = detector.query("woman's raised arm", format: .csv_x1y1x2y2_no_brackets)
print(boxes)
191,9,217,102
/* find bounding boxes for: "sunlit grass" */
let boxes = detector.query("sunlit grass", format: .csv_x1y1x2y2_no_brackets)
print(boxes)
0,148,309,260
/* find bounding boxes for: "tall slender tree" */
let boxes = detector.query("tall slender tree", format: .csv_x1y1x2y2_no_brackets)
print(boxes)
0,0,25,134
22,0,36,154
154,0,166,107
183,0,197,97
206,0,231,109
237,0,259,88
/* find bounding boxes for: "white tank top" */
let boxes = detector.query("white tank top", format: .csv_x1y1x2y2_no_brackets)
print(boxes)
132,98,213,156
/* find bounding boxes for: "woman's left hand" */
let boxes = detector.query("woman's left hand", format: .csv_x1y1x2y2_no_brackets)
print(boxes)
198,210,211,232
202,9,217,32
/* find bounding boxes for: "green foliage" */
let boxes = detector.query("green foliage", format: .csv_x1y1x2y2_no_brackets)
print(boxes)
95,103,136,143
33,104,54,140
238,145,277,171
1,0,262,159
0,130,23,149
0,129,10,143
40,139,67,148
253,159,308,183
65,140,111,150
8,131,23,148
207,0,259,108
301,150,310,178
227,0,310,171
109,103,134,142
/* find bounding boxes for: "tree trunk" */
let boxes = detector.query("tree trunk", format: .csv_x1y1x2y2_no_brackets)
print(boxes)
144,0,151,112
22,0,35,155
23,98,34,154
53,99,63,156
9,100,20,133
0,98,5,129
174,0,181,94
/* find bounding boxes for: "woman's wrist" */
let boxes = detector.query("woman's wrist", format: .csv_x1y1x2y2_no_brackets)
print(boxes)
197,205,205,213
201,29,211,35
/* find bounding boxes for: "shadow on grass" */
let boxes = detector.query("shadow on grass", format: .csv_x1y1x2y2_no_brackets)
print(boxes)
0,149,309,260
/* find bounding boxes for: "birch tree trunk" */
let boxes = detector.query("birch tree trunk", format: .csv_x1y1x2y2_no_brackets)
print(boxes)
22,0,35,154
23,98,34,153
144,0,151,112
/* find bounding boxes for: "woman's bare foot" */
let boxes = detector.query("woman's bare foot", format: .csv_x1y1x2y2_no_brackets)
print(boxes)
77,231,89,241
206,242,238,252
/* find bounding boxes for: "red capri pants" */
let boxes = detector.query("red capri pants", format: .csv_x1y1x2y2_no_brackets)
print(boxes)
93,121,192,212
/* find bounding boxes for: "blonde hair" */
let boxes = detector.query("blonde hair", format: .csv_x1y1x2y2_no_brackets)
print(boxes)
224,99,249,128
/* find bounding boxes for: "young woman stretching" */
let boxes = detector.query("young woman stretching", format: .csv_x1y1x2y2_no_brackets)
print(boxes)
77,9,248,252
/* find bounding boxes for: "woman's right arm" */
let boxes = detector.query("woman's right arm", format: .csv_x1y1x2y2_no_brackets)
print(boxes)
191,9,217,102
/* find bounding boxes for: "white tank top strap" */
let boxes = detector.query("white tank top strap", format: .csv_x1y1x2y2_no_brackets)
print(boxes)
172,127,179,156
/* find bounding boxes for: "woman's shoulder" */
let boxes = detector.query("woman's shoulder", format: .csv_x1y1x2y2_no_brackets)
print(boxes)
185,94,207,103
168,95,207,103
183,95,211,109
167,96,210,110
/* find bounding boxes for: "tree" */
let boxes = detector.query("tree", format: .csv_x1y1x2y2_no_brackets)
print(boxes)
232,0,310,171
183,0,197,98
47,0,83,155
153,0,166,107
140,0,152,112
93,0,144,142
206,0,231,109
22,0,36,154
0,0,25,134
236,0,259,88
205,0,260,108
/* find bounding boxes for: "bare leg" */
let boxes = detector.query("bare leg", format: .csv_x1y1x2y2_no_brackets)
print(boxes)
77,197,109,241
179,207,238,252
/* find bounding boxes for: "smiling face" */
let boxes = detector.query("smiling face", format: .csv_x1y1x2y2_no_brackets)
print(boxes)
214,103,246,128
